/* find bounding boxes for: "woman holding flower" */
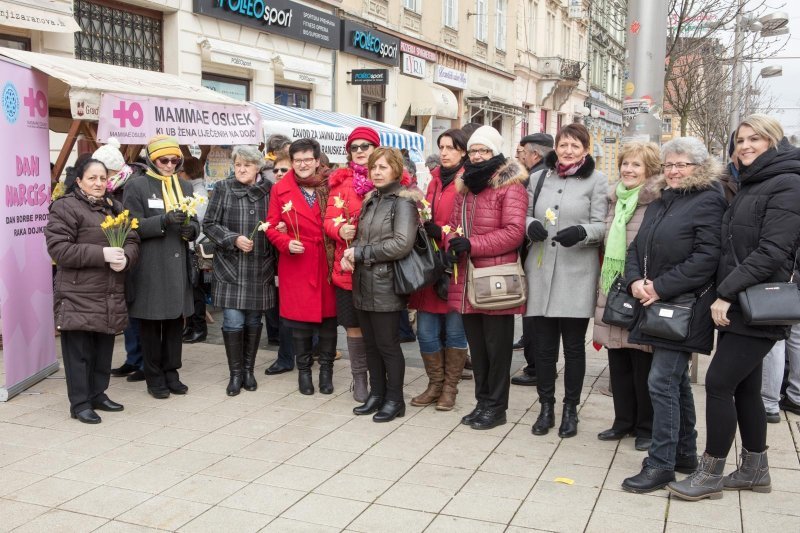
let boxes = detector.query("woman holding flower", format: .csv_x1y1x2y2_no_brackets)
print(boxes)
45,158,139,424
525,123,608,439
204,145,276,396
592,142,661,450
323,127,380,402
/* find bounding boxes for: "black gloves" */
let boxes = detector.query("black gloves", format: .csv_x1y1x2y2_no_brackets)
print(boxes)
423,220,442,241
527,219,548,242
449,236,471,255
164,210,187,226
553,225,586,247
179,223,197,241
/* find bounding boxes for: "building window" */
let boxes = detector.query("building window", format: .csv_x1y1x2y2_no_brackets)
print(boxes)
562,23,570,58
526,1,537,51
495,0,507,51
361,83,385,122
545,11,556,55
521,105,531,137
0,34,30,51
540,109,548,133
74,0,163,71
662,117,673,134
275,85,310,108
202,73,250,102
444,0,458,29
475,0,488,43
403,0,420,13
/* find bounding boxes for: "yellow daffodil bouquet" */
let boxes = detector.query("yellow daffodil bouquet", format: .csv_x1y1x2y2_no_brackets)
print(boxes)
418,198,432,222
177,193,208,224
536,207,558,267
100,209,139,247
442,224,464,283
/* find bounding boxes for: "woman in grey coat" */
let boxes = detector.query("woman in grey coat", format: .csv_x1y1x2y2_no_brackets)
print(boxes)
204,145,277,396
123,135,200,399
524,123,608,438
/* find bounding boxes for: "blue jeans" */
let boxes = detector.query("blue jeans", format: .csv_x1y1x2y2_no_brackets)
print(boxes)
416,311,468,353
123,316,143,369
222,309,262,332
647,347,697,470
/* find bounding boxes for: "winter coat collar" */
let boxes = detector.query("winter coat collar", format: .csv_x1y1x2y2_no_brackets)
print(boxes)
652,155,721,193
609,174,662,205
363,181,423,203
545,151,596,178
737,137,800,185
456,158,527,194
230,177,271,201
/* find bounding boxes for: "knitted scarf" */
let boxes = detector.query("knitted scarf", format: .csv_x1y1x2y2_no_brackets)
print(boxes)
599,181,643,294
351,162,374,197
462,154,505,194
556,156,587,178
439,160,464,188
145,169,185,212
296,171,336,282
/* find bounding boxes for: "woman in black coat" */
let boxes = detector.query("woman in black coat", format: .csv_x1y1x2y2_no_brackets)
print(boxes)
621,137,727,494
668,115,800,501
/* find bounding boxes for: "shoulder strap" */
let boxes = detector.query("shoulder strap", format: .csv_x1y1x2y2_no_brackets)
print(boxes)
531,169,548,212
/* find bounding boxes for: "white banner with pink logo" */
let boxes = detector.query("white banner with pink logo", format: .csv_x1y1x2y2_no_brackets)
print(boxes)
97,92,262,145
0,58,58,400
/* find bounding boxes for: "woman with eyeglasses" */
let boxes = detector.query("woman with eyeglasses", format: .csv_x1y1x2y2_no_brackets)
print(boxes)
620,137,727,494
408,128,471,411
123,135,201,399
668,115,800,501
322,127,380,403
525,123,608,439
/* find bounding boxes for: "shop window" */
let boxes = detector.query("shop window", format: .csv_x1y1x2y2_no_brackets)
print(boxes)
0,34,30,51
443,0,458,29
540,109,548,133
202,73,250,102
74,0,163,72
361,83,385,122
275,85,310,108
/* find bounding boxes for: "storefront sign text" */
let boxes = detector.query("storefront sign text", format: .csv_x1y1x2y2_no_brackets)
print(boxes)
434,65,467,89
400,41,437,62
351,69,388,85
402,54,426,79
340,21,400,67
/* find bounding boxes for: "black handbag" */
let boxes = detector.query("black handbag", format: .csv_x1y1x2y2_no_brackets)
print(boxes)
602,276,637,328
640,292,697,341
734,248,800,326
186,245,200,287
393,225,444,295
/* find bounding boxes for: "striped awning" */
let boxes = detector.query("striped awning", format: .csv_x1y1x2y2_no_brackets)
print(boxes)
251,102,425,163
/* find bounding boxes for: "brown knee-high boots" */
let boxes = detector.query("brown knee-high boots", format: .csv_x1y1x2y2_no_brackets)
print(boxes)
410,351,444,406
437,347,468,411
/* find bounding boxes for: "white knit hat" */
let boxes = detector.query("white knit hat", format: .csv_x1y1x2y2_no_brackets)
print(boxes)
467,125,503,156
92,137,125,171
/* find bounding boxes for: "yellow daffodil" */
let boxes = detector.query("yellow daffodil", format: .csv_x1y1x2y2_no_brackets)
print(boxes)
332,214,346,227
455,226,464,237
441,225,452,235
333,195,345,209
545,207,558,226
131,219,139,230
282,200,294,213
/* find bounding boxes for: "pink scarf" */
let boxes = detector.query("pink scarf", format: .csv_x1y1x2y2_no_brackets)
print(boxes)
556,156,587,178
350,162,374,197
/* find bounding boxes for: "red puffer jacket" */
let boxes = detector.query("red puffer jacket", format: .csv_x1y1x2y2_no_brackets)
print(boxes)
409,165,463,314
446,159,528,315
323,167,366,291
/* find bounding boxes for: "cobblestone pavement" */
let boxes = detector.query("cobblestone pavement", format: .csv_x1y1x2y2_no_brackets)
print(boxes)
1,319,799,532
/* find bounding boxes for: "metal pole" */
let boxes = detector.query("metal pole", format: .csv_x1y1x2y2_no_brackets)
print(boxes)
621,0,669,144
728,0,745,137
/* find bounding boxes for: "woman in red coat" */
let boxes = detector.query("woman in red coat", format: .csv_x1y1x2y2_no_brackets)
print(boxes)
323,127,380,403
409,129,470,411
446,125,528,430
266,138,337,395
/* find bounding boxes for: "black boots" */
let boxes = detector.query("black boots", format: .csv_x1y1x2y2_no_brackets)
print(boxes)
223,330,244,396
558,403,579,438
373,400,405,422
318,352,334,395
354,394,384,415
532,402,555,435
242,326,260,391
622,464,676,493
297,352,315,395
470,408,506,430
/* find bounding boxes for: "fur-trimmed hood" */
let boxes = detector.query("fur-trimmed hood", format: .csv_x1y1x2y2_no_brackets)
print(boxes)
328,166,353,189
544,151,596,179
363,182,423,203
608,174,662,206
653,156,722,192
456,158,527,194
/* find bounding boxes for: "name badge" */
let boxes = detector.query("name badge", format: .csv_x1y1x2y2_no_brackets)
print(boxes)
147,198,165,209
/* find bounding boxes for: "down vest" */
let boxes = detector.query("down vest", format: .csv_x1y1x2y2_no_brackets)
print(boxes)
323,167,366,291
592,177,659,351
626,158,728,355
352,181,420,312
46,192,140,334
716,138,800,340
446,159,528,315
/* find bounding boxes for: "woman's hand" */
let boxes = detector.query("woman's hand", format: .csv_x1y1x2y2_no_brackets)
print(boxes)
640,283,661,307
340,256,354,272
339,223,356,241
276,221,287,234
102,247,125,264
630,279,647,300
288,240,305,254
109,256,127,272
343,247,355,263
235,236,254,253
711,298,732,327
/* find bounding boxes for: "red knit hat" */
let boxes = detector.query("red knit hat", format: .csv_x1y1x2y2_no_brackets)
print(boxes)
346,126,380,152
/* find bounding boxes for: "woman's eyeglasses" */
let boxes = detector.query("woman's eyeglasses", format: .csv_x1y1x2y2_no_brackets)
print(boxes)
467,148,492,156
157,157,181,166
349,143,374,153
661,162,697,171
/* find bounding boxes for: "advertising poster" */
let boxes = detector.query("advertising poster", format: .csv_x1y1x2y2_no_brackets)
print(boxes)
0,59,58,400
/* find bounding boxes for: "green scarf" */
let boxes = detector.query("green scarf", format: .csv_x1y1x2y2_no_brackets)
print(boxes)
600,181,642,294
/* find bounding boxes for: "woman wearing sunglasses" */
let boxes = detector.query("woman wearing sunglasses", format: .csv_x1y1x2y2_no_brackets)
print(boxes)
123,135,201,399
323,127,380,403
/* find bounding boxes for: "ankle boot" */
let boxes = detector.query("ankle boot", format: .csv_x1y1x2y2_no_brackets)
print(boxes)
667,452,726,501
723,447,771,493
438,347,467,411
242,325,261,391
222,330,245,396
410,351,444,407
373,400,405,422
532,402,555,435
318,351,335,395
354,394,384,415
558,403,579,438
292,335,315,395
347,336,369,403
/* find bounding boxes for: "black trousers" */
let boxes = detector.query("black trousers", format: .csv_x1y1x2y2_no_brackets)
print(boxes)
188,285,206,332
522,316,536,375
140,318,184,390
608,348,653,437
60,330,115,414
359,310,405,402
462,313,515,411
531,316,589,405
705,331,776,457
291,317,337,371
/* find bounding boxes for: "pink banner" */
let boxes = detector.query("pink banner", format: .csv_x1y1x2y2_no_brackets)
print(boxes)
97,93,262,145
0,59,57,397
